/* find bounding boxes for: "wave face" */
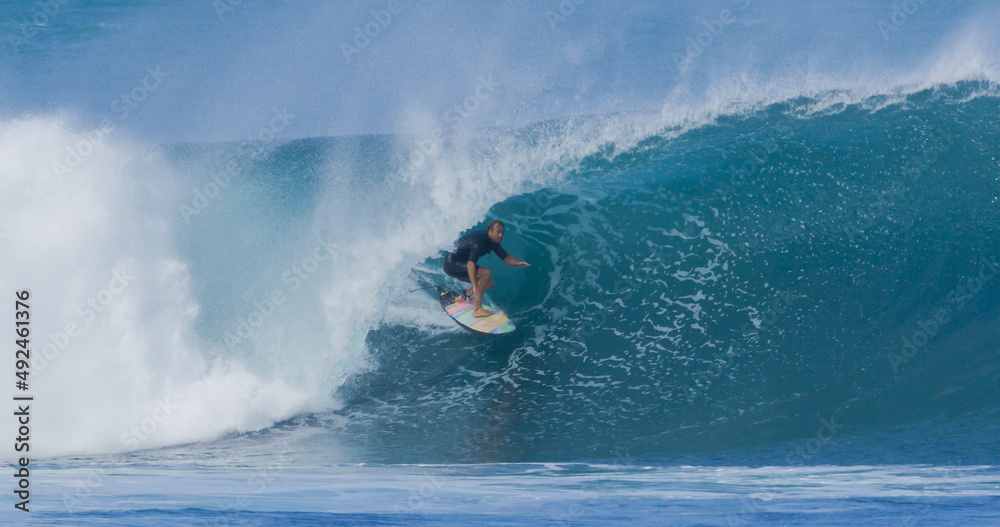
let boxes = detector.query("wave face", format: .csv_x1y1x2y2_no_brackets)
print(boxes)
330,81,1000,462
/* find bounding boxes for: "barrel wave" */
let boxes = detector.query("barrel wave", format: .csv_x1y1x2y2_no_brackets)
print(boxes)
325,80,1000,463
3,81,998,467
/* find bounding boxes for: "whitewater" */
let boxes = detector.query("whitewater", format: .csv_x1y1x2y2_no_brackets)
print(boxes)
1,1,1000,525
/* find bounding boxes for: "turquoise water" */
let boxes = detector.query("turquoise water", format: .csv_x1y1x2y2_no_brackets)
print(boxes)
2,1,1000,525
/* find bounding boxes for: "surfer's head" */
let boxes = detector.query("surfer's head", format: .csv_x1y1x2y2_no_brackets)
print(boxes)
488,220,505,243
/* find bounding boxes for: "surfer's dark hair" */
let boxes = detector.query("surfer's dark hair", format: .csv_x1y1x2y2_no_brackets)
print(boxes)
489,220,505,231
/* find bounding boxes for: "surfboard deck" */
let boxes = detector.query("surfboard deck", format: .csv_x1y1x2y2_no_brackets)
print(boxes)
437,288,516,335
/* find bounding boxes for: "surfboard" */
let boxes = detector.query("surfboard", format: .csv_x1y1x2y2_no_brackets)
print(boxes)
437,288,516,335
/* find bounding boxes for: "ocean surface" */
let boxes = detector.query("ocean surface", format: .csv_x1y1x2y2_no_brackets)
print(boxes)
2,1,1000,525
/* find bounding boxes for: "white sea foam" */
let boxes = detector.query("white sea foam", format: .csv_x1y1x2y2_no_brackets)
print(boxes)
0,117,316,458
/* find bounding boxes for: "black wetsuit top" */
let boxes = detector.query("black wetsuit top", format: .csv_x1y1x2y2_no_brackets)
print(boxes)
444,230,509,280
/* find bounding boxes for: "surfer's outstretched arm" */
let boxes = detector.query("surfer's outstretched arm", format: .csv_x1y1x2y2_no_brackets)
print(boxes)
503,255,531,267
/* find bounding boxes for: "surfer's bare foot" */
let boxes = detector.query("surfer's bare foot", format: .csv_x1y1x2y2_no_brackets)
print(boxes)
473,307,495,318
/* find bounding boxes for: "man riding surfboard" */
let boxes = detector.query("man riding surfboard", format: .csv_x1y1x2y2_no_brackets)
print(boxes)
444,220,530,317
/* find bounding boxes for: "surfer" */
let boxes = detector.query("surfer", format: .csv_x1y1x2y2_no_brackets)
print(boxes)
444,220,530,317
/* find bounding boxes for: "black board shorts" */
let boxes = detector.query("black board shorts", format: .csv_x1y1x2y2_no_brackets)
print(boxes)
444,253,472,282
